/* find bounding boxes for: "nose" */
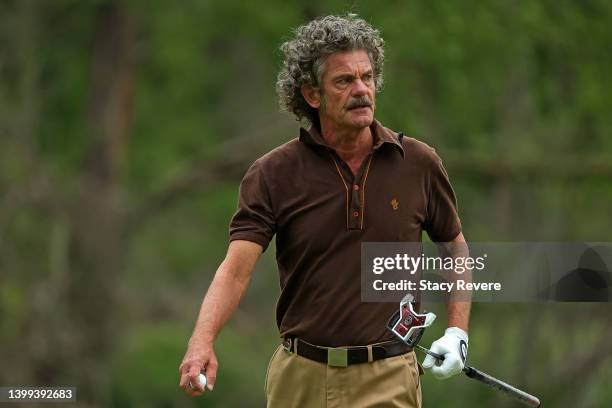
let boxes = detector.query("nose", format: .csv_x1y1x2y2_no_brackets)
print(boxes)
351,77,370,96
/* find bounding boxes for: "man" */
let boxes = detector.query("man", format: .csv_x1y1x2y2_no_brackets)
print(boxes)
179,14,471,407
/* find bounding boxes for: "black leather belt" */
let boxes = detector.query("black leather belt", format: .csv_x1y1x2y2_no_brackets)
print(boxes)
282,337,412,367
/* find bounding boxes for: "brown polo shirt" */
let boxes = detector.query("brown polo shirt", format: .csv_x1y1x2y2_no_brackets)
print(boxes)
229,119,461,347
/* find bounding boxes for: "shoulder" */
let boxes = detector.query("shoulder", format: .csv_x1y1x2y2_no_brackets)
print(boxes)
247,138,304,176
400,136,444,168
258,138,303,163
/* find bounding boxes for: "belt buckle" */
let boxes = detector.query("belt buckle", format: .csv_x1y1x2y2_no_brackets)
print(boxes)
328,348,348,367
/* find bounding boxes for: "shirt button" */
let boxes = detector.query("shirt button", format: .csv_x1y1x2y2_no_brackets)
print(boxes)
353,211,359,217
353,184,359,191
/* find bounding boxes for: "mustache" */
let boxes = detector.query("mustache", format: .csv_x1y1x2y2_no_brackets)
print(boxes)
346,96,373,110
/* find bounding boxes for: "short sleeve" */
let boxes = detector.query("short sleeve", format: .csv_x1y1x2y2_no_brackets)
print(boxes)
423,150,462,242
229,160,276,251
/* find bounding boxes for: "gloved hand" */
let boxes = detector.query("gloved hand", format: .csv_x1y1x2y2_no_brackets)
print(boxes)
422,327,468,379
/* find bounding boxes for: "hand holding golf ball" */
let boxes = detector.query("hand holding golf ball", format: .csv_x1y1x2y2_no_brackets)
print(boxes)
179,338,218,396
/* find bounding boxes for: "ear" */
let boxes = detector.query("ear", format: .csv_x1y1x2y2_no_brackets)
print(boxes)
300,85,321,109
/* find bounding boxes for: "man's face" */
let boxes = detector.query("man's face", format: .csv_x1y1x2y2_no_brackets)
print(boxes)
315,49,376,130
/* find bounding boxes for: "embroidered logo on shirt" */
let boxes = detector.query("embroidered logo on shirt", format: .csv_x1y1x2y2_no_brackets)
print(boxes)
391,198,400,210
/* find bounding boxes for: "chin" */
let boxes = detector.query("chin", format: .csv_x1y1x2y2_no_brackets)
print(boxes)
350,115,374,129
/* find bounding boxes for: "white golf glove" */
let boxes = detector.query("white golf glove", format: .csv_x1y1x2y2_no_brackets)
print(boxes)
422,327,468,380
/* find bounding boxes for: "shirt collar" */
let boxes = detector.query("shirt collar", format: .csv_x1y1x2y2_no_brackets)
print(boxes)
299,119,405,158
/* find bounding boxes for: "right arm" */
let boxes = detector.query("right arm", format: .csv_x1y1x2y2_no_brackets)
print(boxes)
179,239,263,396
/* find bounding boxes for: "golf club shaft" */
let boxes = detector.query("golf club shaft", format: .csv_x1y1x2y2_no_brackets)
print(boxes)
415,345,541,407
415,344,444,360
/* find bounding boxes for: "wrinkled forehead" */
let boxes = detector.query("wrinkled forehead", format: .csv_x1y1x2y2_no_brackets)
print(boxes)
322,49,373,77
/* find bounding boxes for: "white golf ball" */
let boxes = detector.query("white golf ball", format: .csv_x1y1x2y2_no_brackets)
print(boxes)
198,373,207,388
190,373,207,390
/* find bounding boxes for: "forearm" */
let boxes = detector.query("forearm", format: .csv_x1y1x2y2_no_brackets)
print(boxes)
190,263,251,344
189,240,261,345
440,232,472,333
446,299,470,332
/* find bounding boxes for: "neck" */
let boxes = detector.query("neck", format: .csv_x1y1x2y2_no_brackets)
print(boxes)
318,117,373,162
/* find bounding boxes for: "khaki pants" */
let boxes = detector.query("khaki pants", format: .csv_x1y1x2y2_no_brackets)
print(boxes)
265,344,422,408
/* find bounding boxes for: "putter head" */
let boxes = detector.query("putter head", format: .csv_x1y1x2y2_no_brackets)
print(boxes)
386,293,436,347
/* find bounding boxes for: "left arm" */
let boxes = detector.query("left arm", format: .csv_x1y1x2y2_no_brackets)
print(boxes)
421,147,471,378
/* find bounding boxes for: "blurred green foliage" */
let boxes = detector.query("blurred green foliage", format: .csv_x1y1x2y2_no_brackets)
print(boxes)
1,0,611,407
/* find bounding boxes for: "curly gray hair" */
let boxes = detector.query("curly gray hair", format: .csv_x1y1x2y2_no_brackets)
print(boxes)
276,14,385,125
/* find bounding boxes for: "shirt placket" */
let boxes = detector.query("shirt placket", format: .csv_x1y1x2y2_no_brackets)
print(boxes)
329,151,374,231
